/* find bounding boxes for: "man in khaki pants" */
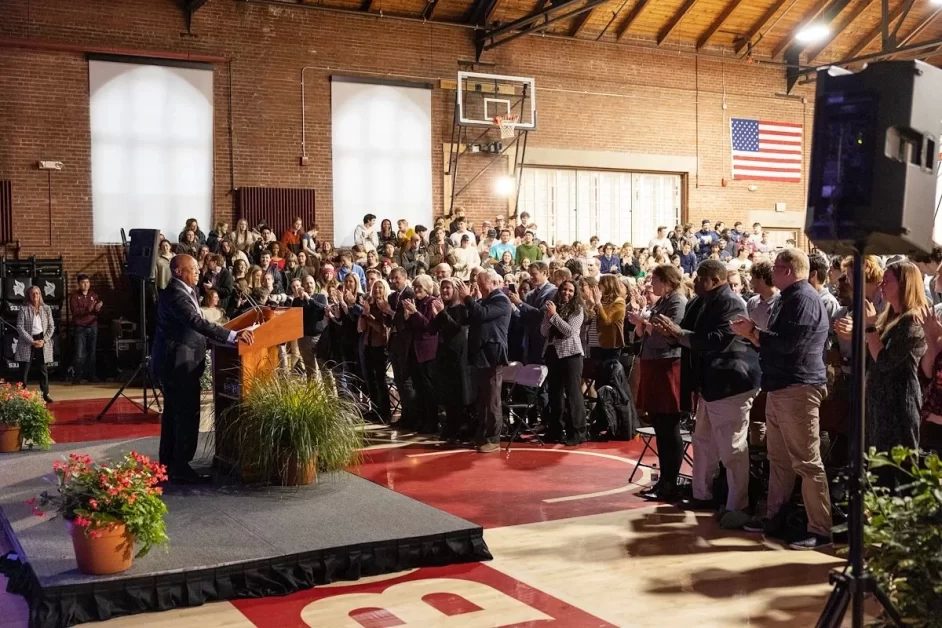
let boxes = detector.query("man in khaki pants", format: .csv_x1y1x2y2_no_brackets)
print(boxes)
731,248,832,550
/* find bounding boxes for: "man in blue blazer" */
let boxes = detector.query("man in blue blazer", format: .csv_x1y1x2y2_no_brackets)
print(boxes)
653,259,760,523
508,261,557,365
152,255,254,483
460,270,512,453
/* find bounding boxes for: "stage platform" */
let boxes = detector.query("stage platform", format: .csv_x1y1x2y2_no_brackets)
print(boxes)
0,436,490,627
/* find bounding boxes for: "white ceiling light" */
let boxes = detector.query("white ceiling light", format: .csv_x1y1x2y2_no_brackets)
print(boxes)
795,23,831,44
494,175,515,197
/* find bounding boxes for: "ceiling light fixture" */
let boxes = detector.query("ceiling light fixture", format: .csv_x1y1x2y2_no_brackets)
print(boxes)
795,23,831,44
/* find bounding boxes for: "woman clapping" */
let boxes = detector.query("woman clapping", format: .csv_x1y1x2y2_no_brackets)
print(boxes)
541,279,587,445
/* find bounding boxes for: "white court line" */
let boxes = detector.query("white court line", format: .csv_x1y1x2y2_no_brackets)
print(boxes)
405,447,652,503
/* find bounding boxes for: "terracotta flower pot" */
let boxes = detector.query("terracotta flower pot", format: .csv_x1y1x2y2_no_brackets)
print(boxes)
274,453,317,486
0,425,21,453
69,521,134,575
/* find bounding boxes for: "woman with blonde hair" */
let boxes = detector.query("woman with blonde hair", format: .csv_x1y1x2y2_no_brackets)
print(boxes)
594,274,627,361
359,278,391,423
16,285,55,403
430,277,472,443
402,273,441,433
229,218,257,253
865,260,927,456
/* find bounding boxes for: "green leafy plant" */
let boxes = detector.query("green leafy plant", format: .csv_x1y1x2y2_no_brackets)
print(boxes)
864,446,942,626
33,451,170,557
225,369,365,481
0,380,54,449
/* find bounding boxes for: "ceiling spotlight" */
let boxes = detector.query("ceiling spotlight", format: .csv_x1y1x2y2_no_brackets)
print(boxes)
795,23,830,44
494,175,515,197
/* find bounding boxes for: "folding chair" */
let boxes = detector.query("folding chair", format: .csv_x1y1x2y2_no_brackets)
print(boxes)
628,424,695,484
502,363,548,453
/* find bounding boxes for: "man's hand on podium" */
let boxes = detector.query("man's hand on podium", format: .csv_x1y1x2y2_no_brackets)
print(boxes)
237,329,255,346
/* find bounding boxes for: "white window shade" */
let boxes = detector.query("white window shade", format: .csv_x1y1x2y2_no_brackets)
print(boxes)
89,59,214,245
331,79,432,247
518,167,681,247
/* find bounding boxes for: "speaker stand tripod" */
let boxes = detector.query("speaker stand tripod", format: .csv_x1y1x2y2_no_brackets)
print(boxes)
97,278,161,421
815,244,903,628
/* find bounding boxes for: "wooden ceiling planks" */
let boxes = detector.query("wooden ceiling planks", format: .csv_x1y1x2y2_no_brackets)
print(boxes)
803,0,876,62
274,0,942,68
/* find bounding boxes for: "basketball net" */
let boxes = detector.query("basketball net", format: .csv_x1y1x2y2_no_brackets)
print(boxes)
493,114,519,140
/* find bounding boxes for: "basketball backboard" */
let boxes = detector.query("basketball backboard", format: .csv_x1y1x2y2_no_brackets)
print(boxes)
457,71,536,130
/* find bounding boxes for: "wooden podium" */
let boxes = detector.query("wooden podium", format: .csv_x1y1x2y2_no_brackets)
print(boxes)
211,306,303,468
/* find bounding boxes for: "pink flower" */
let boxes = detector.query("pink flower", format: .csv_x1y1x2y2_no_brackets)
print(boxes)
73,516,91,528
88,499,99,510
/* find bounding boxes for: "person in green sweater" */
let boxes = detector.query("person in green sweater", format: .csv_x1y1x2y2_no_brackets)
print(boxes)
515,230,542,267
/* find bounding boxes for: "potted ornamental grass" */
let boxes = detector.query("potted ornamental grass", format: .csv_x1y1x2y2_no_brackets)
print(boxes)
33,451,169,574
0,380,54,452
864,447,942,625
225,369,365,486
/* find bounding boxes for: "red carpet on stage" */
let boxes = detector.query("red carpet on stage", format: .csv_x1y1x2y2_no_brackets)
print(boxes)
48,398,161,444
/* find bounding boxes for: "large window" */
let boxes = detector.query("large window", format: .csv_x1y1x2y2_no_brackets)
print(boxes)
331,79,432,247
89,59,214,244
517,168,682,246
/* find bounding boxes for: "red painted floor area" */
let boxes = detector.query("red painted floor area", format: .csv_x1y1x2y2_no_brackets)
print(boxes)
232,562,615,627
352,440,655,528
48,398,161,443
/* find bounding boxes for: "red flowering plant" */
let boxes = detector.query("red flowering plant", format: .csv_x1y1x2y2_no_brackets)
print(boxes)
0,380,54,449
33,451,170,557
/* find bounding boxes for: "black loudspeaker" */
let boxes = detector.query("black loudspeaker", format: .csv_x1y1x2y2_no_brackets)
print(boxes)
805,60,942,255
126,229,161,280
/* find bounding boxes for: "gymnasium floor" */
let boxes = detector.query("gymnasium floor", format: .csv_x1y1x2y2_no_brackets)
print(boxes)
0,383,847,627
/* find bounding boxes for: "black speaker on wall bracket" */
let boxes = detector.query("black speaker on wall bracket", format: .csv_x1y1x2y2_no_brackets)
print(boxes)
126,228,161,281
805,60,942,257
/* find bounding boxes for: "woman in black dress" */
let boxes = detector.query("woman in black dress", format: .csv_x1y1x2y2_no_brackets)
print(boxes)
865,261,927,457
430,278,472,443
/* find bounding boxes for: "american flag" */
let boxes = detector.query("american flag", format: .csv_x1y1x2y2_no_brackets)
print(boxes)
730,118,802,182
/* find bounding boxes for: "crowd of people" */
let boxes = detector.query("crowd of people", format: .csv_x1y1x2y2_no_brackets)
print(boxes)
121,210,942,541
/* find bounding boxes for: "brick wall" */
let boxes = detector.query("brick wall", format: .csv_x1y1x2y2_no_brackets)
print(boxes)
0,0,814,302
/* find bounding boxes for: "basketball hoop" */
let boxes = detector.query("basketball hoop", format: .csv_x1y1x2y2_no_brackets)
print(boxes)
493,114,519,140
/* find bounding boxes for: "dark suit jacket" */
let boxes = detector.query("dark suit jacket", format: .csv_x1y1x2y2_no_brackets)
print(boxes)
152,278,232,380
212,269,235,314
466,290,513,369
688,284,761,402
387,286,415,357
514,281,557,365
406,296,440,364
291,293,328,337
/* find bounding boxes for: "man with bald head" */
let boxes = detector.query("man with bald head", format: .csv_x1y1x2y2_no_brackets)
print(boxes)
153,254,254,483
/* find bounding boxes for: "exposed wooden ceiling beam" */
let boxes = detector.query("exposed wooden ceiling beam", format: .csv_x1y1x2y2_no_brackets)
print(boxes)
805,0,876,63
361,0,373,11
485,0,506,22
770,0,832,58
422,0,439,19
657,0,699,45
696,0,747,49
890,4,942,52
734,0,790,54
615,0,651,41
841,0,904,61
569,3,598,37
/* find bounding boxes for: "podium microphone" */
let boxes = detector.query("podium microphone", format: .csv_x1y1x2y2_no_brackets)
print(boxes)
237,285,266,326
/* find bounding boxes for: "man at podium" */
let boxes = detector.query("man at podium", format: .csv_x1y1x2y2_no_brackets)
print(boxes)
152,254,255,484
